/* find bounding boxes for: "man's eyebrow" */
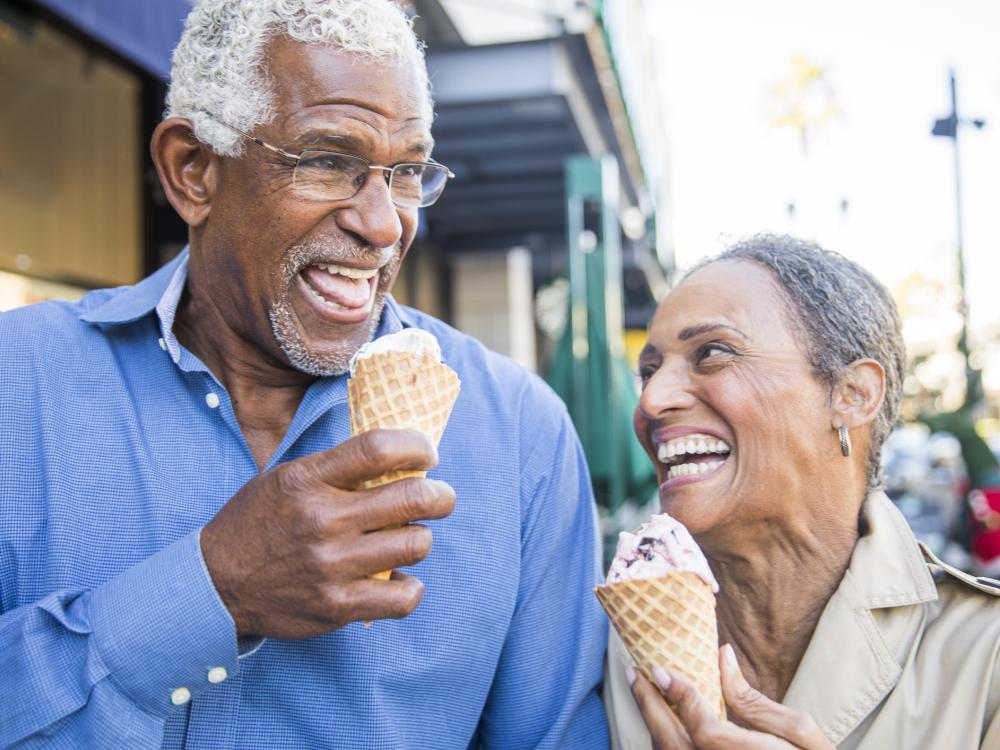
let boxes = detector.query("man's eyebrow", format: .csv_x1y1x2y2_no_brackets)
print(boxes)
291,131,435,159
405,140,434,159
294,130,356,149
678,323,749,341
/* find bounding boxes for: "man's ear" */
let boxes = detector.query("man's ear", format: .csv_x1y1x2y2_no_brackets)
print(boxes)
150,118,217,227
831,359,885,431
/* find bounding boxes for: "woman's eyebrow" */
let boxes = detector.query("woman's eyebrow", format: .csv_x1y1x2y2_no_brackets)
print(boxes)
639,343,659,360
678,323,749,341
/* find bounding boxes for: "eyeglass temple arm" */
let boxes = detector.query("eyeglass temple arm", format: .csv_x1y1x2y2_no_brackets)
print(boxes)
204,114,300,162
254,139,299,161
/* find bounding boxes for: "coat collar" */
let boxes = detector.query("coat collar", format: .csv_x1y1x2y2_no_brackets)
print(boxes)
782,492,937,744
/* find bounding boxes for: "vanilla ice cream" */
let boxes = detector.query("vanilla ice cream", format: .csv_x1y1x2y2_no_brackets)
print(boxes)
607,514,718,592
349,328,442,376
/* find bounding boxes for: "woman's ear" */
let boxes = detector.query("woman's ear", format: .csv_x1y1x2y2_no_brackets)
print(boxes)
831,359,885,430
150,118,217,227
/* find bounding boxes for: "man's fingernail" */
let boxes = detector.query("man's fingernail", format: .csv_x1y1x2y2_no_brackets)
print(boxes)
625,665,636,686
652,666,671,690
724,644,738,669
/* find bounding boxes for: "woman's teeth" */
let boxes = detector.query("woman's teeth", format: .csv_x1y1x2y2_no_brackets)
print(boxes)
666,460,725,480
657,433,731,462
655,433,731,482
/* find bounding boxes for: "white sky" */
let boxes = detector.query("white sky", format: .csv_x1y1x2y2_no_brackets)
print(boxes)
438,0,1000,395
649,0,1000,338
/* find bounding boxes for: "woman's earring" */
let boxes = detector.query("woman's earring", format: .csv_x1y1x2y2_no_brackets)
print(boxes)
839,425,852,457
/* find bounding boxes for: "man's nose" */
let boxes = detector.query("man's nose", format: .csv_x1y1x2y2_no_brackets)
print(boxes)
333,170,404,250
637,359,697,419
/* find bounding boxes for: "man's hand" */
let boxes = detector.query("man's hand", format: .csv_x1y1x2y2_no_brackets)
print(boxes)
628,645,833,749
200,428,455,638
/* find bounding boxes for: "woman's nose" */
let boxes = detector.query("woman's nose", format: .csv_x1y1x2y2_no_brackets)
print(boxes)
637,359,697,419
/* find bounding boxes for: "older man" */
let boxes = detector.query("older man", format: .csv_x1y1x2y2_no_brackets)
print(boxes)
0,2,607,748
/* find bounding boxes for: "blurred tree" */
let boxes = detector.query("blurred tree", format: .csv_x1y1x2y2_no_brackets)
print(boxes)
921,369,998,486
769,56,840,155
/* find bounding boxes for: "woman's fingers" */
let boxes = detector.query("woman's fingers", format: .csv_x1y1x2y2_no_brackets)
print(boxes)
631,652,833,750
627,646,834,750
653,666,783,749
718,646,834,749
627,665,694,749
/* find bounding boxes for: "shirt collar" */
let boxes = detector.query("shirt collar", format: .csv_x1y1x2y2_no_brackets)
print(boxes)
80,247,189,327
79,245,416,362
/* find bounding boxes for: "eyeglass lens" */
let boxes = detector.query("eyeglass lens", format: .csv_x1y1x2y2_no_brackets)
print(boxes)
292,151,449,208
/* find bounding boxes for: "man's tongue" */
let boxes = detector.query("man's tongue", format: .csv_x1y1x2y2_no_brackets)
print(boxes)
301,265,371,309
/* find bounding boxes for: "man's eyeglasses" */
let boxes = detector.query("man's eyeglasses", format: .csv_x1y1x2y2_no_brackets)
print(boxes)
201,112,454,209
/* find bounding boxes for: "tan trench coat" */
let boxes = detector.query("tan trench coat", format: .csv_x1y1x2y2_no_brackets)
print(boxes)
605,492,1000,749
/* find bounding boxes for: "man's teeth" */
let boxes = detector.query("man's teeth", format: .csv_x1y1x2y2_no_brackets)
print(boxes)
656,433,731,462
315,263,379,280
667,460,725,479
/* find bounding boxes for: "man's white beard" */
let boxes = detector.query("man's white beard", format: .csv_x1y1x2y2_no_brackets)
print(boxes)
268,238,401,377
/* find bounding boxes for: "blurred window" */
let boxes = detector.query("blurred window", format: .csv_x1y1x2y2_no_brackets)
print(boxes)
0,12,140,309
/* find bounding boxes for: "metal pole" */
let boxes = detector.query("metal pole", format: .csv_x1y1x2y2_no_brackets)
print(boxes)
949,70,970,366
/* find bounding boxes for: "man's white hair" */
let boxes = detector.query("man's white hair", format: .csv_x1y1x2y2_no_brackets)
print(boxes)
166,0,431,157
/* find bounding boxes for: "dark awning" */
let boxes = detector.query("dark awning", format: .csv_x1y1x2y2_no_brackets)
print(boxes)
424,34,644,257
32,0,189,78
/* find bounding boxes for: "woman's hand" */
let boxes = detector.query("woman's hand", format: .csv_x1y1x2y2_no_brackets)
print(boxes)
627,645,834,749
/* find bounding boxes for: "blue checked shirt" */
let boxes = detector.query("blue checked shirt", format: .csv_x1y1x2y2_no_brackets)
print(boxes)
0,249,608,749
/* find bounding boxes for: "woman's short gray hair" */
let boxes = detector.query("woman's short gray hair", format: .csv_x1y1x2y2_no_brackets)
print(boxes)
166,0,431,157
692,234,905,491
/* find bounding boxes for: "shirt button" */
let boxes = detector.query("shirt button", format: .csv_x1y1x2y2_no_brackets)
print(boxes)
170,687,192,705
205,393,220,409
207,666,228,684
158,338,167,351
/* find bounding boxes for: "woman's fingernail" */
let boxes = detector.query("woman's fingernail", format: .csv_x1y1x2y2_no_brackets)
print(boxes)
724,644,738,669
625,665,637,686
652,666,671,690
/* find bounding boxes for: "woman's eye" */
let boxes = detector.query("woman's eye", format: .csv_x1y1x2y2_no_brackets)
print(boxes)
698,343,733,361
637,364,657,382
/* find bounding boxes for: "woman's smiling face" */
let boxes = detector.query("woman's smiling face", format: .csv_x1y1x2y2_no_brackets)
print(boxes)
635,260,836,542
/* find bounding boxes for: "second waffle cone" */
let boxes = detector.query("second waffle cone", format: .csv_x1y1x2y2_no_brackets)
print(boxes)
595,570,724,719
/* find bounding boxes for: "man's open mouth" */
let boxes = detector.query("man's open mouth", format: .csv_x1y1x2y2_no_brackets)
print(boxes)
299,262,379,313
656,433,732,481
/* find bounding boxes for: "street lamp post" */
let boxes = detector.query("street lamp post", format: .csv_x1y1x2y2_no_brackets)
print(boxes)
931,69,986,371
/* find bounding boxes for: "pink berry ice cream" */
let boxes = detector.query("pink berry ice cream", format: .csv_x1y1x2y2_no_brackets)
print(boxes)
607,513,718,592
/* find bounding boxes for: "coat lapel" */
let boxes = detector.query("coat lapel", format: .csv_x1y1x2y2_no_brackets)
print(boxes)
781,493,937,744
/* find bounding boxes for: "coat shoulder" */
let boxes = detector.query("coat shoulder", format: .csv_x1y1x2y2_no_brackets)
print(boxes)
921,542,1000,600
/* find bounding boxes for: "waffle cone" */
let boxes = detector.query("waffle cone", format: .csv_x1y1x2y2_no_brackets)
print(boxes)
348,350,460,580
595,570,724,719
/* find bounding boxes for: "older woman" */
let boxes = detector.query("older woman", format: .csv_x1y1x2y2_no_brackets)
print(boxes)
606,234,1000,749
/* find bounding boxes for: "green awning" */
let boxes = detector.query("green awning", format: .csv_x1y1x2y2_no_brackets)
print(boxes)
545,154,656,511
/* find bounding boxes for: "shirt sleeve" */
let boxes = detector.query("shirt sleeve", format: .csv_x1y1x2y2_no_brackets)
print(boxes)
475,385,610,749
0,529,240,748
